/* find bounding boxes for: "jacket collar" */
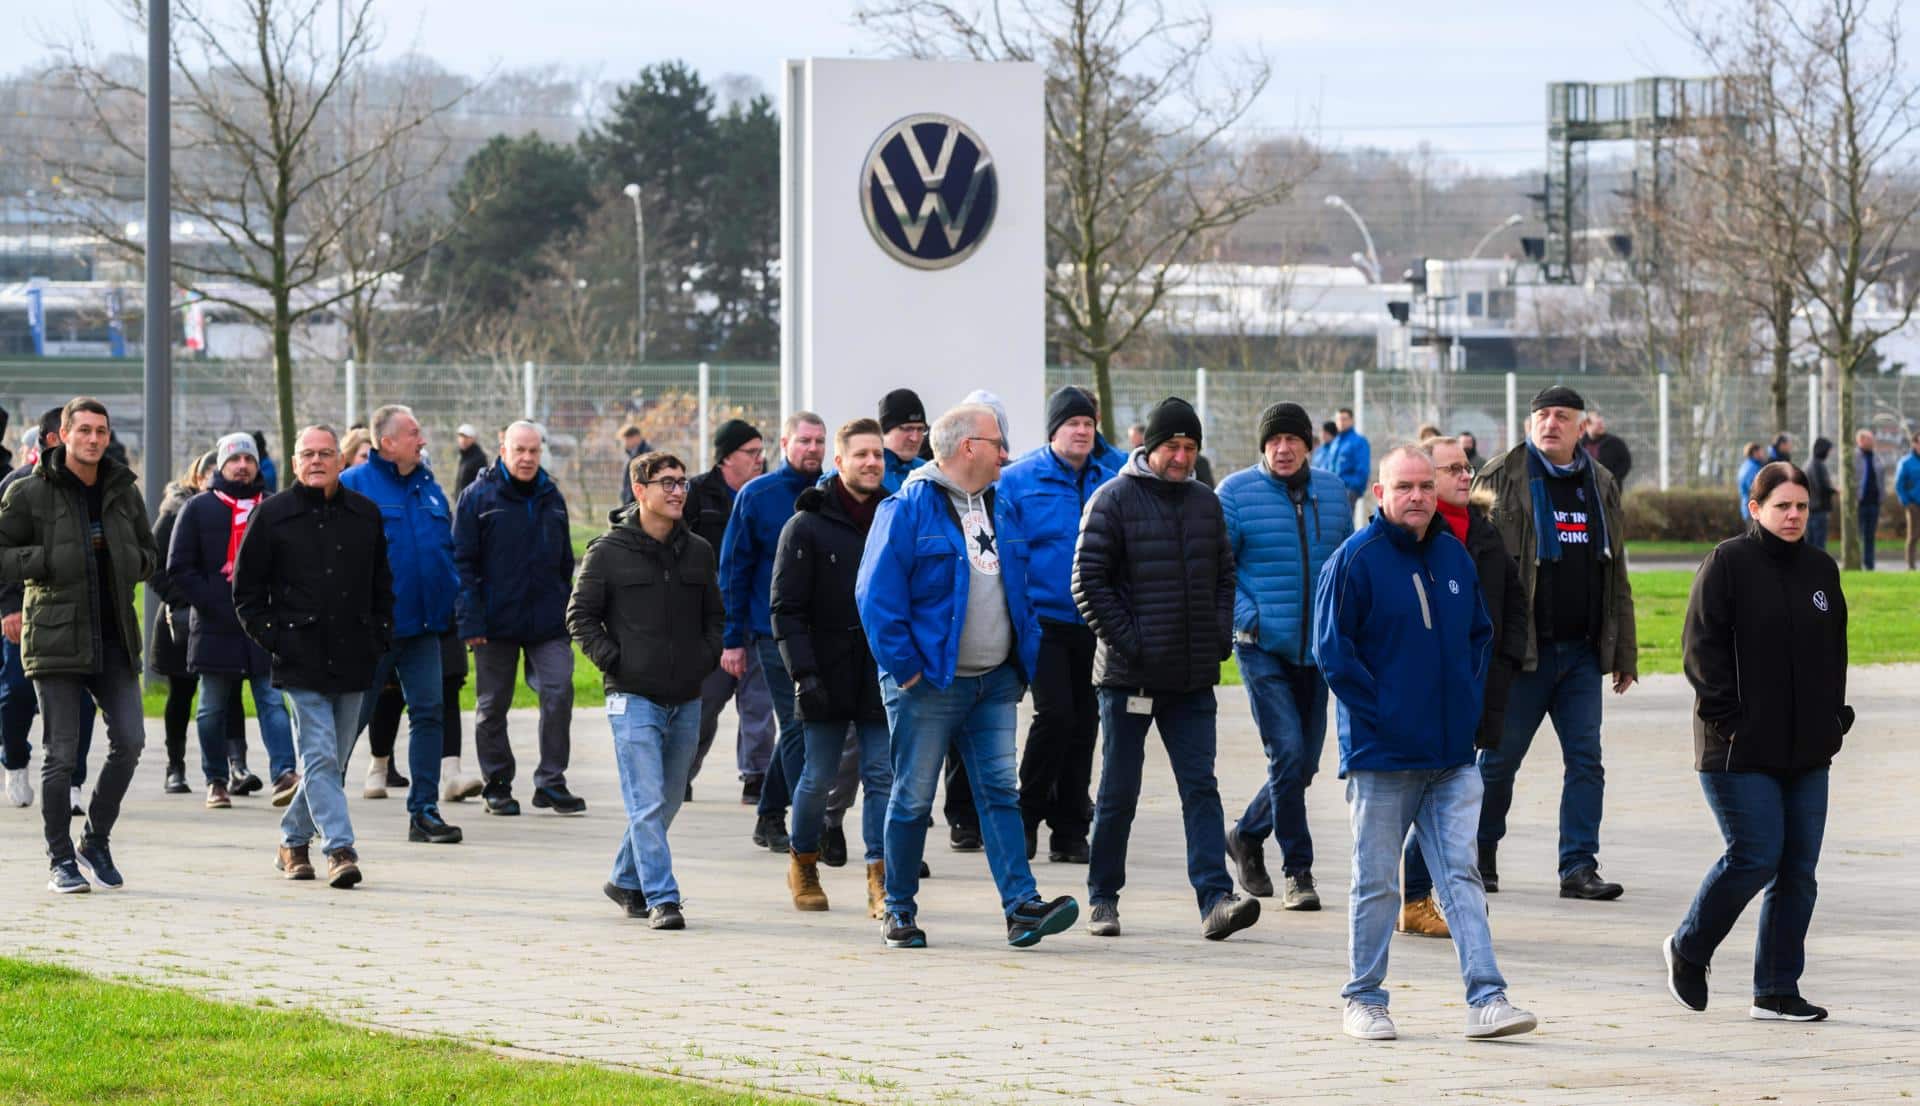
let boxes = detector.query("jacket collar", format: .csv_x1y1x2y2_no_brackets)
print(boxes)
366,448,431,488
1372,510,1438,553
38,444,135,494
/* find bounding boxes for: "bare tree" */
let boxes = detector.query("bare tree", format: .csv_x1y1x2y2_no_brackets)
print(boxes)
47,0,470,472
856,0,1311,438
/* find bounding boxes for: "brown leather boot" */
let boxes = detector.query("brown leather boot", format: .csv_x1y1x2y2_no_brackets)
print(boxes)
788,851,828,911
1397,894,1450,938
866,859,886,919
327,847,363,890
275,844,314,880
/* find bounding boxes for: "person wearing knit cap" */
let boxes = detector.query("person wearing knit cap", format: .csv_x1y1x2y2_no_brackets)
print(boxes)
1470,383,1637,902
1073,396,1260,940
686,419,776,804
1216,402,1352,909
876,391,930,494
999,386,1117,863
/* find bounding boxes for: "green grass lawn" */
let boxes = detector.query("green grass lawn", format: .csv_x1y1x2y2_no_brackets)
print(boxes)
0,957,799,1106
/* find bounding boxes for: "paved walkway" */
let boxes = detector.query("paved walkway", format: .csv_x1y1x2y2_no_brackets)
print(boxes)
4,669,1917,1104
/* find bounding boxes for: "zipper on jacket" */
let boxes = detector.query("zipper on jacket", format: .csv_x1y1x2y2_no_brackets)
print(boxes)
1293,497,1312,663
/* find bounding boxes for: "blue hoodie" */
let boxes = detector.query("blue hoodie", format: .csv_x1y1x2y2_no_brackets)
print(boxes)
1218,462,1352,664
1896,449,1920,507
1321,427,1371,500
999,445,1113,624
719,462,816,648
1313,512,1492,776
339,449,458,639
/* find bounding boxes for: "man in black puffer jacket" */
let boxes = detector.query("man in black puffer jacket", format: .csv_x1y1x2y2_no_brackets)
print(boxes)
771,418,894,918
1073,397,1259,942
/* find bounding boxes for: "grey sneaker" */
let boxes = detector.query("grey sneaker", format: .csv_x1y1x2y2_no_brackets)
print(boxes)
1282,871,1321,911
1464,995,1538,1039
1087,902,1121,937
1343,1001,1396,1040
1200,892,1261,940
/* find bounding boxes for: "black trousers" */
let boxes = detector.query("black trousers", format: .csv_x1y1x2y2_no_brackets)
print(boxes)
1018,620,1098,843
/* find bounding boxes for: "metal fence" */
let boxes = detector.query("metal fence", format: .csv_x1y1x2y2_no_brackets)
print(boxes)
4,359,1917,511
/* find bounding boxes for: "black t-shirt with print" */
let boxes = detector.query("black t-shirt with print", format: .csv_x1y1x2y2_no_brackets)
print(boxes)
1534,471,1596,644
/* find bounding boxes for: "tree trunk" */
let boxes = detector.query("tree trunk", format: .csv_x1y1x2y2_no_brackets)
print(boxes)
1836,353,1858,571
1091,350,1117,443
1769,282,1793,434
274,288,297,483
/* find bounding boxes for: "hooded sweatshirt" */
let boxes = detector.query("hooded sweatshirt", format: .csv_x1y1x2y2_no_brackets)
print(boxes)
904,463,1012,677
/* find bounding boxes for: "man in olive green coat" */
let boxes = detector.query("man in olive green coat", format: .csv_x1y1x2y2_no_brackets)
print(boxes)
0,397,157,894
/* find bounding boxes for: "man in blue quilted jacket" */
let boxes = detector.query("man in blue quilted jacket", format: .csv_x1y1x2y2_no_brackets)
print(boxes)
1216,402,1352,910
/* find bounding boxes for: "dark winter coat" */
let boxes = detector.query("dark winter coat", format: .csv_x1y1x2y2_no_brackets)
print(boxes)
1683,525,1851,776
453,461,574,643
1437,505,1529,749
1072,449,1235,693
686,465,738,555
170,473,273,677
567,507,723,705
771,481,884,723
0,447,157,678
145,481,198,678
455,442,489,501
232,481,395,693
1582,433,1633,486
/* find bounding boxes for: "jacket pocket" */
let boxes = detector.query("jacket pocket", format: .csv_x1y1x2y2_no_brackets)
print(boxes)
22,598,79,664
910,536,956,598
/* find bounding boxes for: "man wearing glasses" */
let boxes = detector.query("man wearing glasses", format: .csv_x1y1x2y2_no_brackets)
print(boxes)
233,425,393,889
687,420,775,803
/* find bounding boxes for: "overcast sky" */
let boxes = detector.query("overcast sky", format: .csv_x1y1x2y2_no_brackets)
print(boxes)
12,0,1917,173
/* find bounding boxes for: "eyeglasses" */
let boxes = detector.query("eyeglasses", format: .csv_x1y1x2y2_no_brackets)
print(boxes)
645,477,691,493
895,424,930,437
294,449,339,461
1436,463,1473,476
966,436,1008,453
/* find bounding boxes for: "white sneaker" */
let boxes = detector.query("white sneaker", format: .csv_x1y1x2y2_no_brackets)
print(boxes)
440,757,482,802
1464,995,1538,1039
5,768,32,808
69,786,84,816
1343,1001,1397,1040
364,757,388,800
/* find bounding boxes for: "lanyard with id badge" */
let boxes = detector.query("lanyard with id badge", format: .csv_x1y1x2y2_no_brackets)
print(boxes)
1125,691,1152,716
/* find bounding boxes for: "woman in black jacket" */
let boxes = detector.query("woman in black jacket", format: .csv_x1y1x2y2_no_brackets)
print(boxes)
147,451,241,794
1665,462,1851,1023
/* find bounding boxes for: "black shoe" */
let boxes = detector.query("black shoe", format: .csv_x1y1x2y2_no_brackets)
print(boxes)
949,823,982,852
482,779,520,816
531,784,587,815
821,823,849,868
229,767,264,796
386,762,410,788
1202,892,1262,940
77,841,124,889
741,776,763,805
919,860,932,879
1751,994,1827,1022
1226,828,1275,898
685,782,693,802
408,808,464,844
1559,866,1624,901
883,910,927,948
1663,936,1709,1011
754,812,790,853
1478,842,1498,893
603,881,648,918
163,766,190,794
1048,837,1090,864
47,859,90,894
1007,895,1079,948
648,902,685,930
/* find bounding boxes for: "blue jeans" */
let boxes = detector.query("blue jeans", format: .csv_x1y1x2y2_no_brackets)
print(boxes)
280,689,364,853
753,634,806,817
1233,647,1328,876
1477,639,1606,878
1089,687,1234,915
1859,500,1879,570
1674,768,1828,997
1806,510,1830,552
197,672,295,784
2,636,92,784
880,663,1036,918
607,691,700,906
791,719,890,860
1345,766,1507,1009
355,633,444,815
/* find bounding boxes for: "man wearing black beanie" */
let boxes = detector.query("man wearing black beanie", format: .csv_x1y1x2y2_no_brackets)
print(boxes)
1215,402,1353,908
1073,396,1259,939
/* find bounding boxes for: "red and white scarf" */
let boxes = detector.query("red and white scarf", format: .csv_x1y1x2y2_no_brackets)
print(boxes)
212,490,260,580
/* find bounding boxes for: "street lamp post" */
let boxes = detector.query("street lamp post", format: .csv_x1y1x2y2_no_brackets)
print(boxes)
1469,213,1525,260
622,182,646,363
1325,194,1381,283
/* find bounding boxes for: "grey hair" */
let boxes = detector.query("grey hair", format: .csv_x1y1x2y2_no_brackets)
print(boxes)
371,404,415,444
1376,442,1436,480
931,404,997,461
295,424,340,447
504,419,545,443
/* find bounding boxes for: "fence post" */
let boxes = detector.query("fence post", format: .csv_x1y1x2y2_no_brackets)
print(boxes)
1194,366,1209,439
1352,369,1366,436
344,358,358,431
1504,371,1518,452
1659,372,1672,491
522,360,536,421
1807,370,1820,454
697,361,711,469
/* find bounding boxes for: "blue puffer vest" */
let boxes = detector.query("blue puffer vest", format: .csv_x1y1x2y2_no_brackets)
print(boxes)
1217,463,1352,665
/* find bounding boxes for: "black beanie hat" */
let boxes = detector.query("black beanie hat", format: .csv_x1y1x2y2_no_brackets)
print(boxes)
1143,397,1203,454
1045,386,1099,441
1257,402,1313,449
712,418,761,462
877,388,927,433
1530,385,1586,413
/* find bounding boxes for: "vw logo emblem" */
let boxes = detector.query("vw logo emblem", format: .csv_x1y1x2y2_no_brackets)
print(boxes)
1812,590,1828,612
861,113,997,270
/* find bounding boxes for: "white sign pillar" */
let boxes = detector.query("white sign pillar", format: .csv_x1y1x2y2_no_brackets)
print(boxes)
782,59,1046,447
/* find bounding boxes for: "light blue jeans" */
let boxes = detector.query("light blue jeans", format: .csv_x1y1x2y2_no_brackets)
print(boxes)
280,689,364,854
1344,765,1508,1009
607,692,701,907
